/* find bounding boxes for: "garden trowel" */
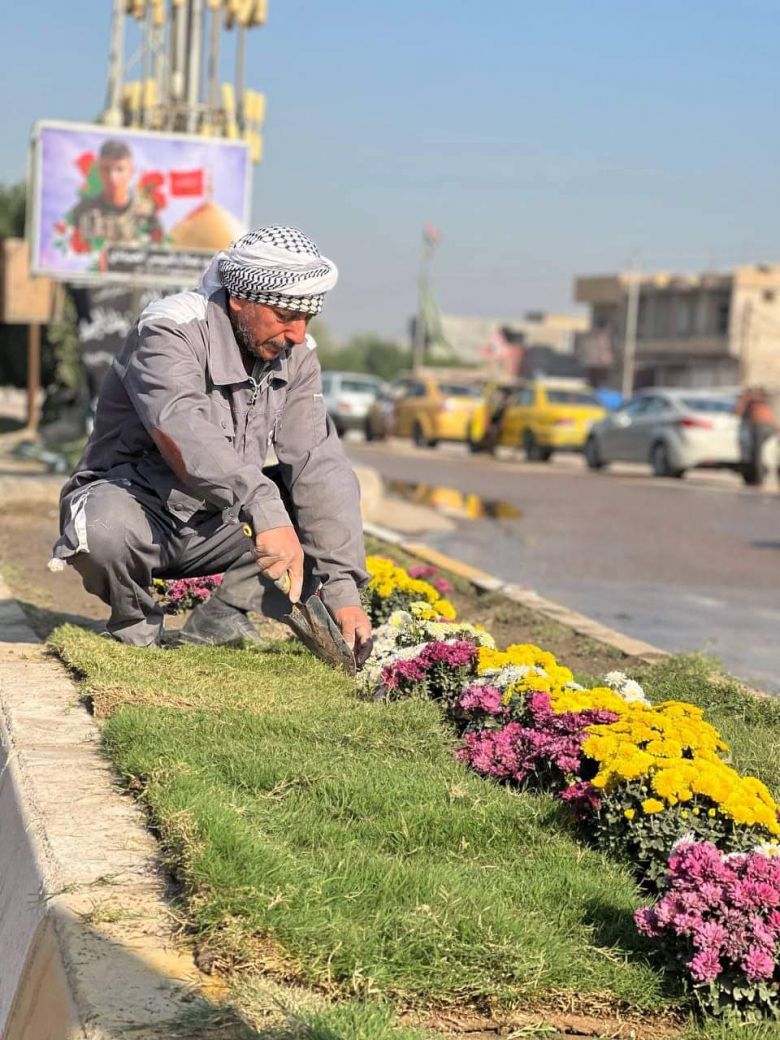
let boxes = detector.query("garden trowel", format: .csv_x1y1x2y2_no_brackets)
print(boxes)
243,525,357,676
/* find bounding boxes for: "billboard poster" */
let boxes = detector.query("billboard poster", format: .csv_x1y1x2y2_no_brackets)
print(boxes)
29,120,251,286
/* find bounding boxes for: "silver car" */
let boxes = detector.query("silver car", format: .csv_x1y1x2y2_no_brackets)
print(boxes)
584,389,739,478
320,371,385,436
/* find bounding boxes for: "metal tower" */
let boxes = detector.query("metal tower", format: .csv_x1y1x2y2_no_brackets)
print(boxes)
102,0,267,163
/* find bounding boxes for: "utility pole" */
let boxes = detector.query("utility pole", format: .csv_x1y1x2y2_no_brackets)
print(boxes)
412,224,441,371
104,0,126,127
621,268,641,399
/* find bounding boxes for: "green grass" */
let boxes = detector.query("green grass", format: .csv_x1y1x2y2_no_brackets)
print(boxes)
50,634,780,1036
51,626,669,1018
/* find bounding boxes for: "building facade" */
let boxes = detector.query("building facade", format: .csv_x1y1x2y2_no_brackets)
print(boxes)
435,311,589,378
574,265,780,391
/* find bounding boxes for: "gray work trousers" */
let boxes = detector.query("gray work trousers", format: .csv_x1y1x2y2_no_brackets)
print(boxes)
67,474,314,646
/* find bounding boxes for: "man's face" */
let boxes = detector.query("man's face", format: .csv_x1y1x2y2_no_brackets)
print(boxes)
99,157,134,206
228,298,311,362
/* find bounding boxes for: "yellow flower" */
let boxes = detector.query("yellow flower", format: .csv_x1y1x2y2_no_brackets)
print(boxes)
708,808,717,818
641,798,665,815
624,808,636,821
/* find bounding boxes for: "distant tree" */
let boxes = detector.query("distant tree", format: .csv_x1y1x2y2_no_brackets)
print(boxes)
346,334,409,381
0,182,27,239
312,319,410,382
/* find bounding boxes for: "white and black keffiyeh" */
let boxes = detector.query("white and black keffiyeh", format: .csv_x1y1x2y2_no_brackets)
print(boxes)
199,225,338,315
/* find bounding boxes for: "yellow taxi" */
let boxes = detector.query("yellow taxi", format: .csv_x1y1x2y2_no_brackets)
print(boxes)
470,379,606,460
394,374,483,447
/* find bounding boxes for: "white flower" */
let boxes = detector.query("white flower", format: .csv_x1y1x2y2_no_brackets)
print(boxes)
670,832,698,854
603,670,650,706
753,842,780,859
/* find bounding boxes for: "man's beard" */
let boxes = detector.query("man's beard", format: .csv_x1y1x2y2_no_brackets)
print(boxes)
230,310,287,360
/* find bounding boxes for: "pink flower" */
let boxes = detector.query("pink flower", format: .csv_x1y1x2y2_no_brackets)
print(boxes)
688,949,723,983
560,781,601,821
408,564,436,579
634,907,659,937
742,945,776,982
457,684,504,716
692,919,729,953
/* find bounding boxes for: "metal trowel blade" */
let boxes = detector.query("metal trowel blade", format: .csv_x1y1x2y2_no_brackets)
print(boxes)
283,596,357,677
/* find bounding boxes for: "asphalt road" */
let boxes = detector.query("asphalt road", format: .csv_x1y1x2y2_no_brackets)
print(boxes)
346,438,780,695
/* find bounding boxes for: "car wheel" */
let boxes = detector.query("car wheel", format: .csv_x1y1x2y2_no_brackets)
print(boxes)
523,430,551,462
651,441,684,478
584,435,605,470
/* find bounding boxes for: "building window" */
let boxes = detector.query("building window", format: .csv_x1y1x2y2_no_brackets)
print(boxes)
764,290,775,304
675,296,693,336
716,300,730,334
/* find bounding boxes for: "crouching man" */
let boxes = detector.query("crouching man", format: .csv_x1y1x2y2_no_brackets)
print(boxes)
51,225,372,658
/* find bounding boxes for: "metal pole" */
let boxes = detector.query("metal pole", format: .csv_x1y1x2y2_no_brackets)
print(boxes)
103,0,125,126
25,324,41,433
236,25,246,129
187,0,204,133
208,3,220,117
621,270,640,398
142,5,153,126
171,0,187,106
412,253,428,371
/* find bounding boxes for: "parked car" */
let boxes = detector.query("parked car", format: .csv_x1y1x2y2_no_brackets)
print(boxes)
393,374,483,447
320,371,385,436
584,389,740,478
364,376,417,441
364,374,483,446
470,379,605,460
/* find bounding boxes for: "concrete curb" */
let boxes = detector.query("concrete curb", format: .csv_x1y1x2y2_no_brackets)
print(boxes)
0,578,217,1039
363,521,670,665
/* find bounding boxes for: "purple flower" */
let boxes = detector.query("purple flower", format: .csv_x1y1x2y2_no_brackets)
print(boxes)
457,684,504,717
742,945,776,982
692,919,729,954
408,564,437,580
457,723,523,780
560,781,601,821
688,949,723,984
634,907,660,937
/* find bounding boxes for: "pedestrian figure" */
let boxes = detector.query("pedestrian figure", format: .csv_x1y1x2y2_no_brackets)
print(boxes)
736,386,778,486
51,226,372,656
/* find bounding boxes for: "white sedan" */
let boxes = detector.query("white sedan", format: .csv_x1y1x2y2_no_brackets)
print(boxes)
584,389,740,478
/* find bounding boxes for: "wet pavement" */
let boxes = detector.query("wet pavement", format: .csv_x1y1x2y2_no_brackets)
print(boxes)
348,439,780,695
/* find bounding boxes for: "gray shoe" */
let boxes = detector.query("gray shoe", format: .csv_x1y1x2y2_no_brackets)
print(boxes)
178,596,263,647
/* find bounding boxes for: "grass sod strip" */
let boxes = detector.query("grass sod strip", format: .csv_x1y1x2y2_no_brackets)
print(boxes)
51,626,669,1016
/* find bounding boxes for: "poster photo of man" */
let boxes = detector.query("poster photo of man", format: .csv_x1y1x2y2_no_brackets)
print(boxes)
29,121,251,285
67,139,164,255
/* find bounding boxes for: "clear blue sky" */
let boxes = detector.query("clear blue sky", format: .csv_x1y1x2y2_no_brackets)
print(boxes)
3,0,779,340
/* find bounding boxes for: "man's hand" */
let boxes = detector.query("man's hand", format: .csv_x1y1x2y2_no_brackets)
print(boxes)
334,606,373,666
254,525,304,602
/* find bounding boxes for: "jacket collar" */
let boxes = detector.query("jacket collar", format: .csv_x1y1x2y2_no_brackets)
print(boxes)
205,289,289,387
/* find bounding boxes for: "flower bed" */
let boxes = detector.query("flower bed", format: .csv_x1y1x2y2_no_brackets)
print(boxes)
363,555,456,624
361,557,780,1021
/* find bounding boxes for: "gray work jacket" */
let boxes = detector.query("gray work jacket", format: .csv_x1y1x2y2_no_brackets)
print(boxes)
55,288,368,610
